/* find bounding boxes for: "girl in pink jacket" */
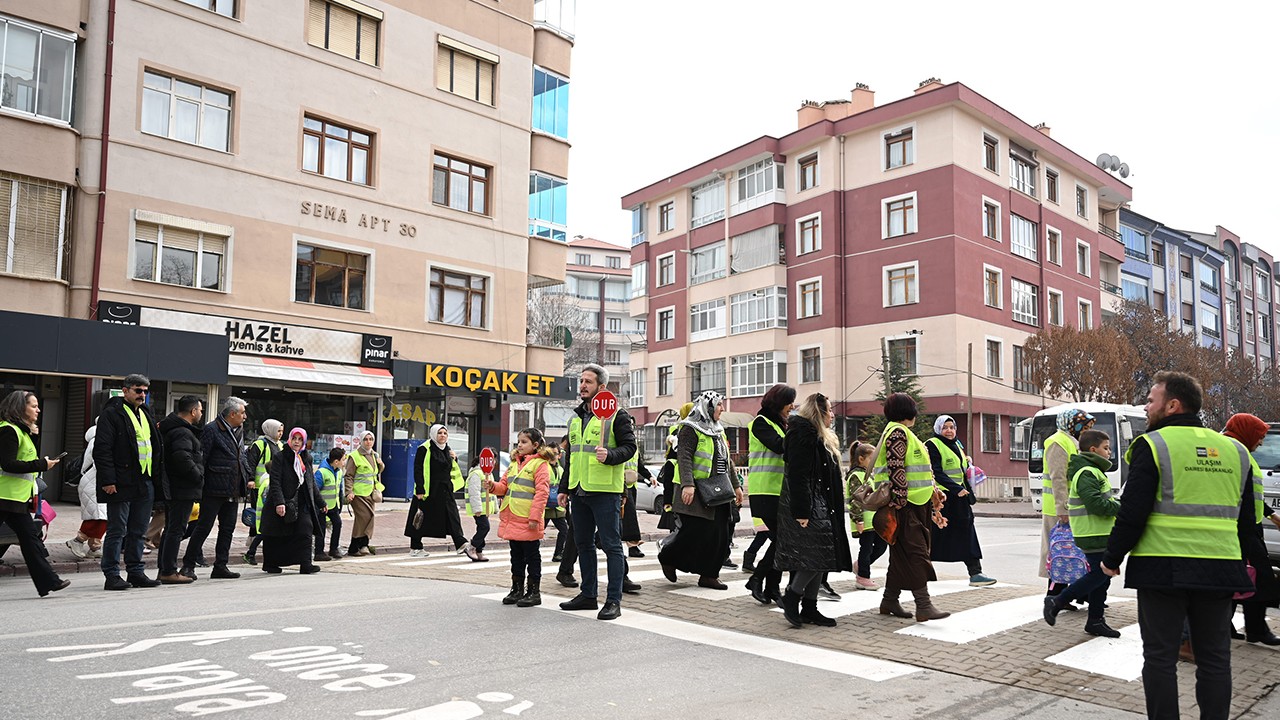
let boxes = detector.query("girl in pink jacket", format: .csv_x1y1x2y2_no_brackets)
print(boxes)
489,428,554,607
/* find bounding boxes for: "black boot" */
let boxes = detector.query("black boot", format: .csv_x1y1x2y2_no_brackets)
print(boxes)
517,577,542,607
742,550,757,573
1084,618,1121,638
503,575,525,605
800,597,837,627
781,589,803,628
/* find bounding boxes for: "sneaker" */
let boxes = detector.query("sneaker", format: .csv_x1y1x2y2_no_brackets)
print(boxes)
855,576,880,590
87,546,102,559
366,546,378,555
456,542,471,556
817,582,841,600
242,552,257,566
142,547,153,555
969,573,998,587
465,547,484,562
721,559,739,570
65,537,89,559
409,549,424,558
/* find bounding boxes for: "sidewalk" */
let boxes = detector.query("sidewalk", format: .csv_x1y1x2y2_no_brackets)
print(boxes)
972,499,1039,518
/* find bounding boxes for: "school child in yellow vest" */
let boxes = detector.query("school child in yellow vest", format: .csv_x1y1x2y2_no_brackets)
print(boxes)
489,428,555,607
845,441,885,590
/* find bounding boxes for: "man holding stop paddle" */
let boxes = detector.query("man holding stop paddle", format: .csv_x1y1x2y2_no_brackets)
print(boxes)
557,364,637,620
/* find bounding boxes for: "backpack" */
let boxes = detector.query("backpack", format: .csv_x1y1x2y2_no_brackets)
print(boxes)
1047,522,1089,584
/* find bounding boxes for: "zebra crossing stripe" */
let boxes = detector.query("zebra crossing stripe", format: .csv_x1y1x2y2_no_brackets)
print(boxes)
389,557,474,567
896,594,1133,644
1044,623,1143,681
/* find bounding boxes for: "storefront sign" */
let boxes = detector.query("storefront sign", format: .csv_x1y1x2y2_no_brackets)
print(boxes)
393,360,577,399
97,300,142,325
383,403,437,424
361,334,392,368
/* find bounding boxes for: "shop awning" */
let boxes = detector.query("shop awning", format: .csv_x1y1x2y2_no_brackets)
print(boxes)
228,356,393,391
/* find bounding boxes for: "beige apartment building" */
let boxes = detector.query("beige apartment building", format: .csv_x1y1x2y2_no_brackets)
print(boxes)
0,0,574,497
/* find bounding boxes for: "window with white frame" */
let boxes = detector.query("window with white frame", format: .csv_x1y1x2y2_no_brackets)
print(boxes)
883,193,917,238
884,262,918,307
797,278,822,319
689,298,726,342
730,287,787,333
0,172,70,281
730,225,781,272
1013,346,1036,393
689,358,726,397
1076,240,1091,277
628,369,645,407
884,126,914,169
1078,299,1093,329
984,266,1002,308
656,253,675,286
887,337,917,375
1010,214,1038,261
981,414,1001,452
528,171,569,239
1011,279,1039,326
607,317,622,333
1258,269,1272,302
691,177,726,228
801,347,822,383
798,153,818,191
630,261,647,298
1246,310,1254,338
133,213,228,291
1010,151,1036,197
630,205,645,246
1076,185,1088,218
532,66,569,138
730,351,786,398
737,158,776,200
1122,275,1149,304
1046,227,1062,265
141,70,233,152
797,213,820,254
1226,299,1239,332
1261,313,1271,343
985,338,1002,378
982,199,1000,241
689,242,726,285
1202,307,1221,338
0,15,76,123
656,307,675,341
636,318,646,333
657,365,673,396
1047,289,1063,326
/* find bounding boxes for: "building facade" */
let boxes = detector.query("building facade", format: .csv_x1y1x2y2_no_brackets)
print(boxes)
622,80,1133,479
0,0,575,497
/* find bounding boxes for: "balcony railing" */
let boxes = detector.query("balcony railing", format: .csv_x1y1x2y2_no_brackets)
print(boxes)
1100,280,1122,296
1098,224,1122,242
1124,247,1149,262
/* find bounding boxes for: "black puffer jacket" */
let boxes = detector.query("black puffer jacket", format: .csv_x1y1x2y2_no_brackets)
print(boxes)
775,415,853,573
158,412,204,502
200,416,249,498
94,397,164,503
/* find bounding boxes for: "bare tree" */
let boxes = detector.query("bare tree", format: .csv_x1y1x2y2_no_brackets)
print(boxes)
526,285,602,370
1023,325,1136,403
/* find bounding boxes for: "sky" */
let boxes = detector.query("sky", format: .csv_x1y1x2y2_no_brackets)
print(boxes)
564,0,1278,255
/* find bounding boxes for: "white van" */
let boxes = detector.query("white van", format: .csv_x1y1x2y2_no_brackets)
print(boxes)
1013,402,1147,511
1249,424,1280,565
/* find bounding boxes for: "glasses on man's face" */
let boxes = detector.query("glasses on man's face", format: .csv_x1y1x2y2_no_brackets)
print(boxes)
129,387,149,395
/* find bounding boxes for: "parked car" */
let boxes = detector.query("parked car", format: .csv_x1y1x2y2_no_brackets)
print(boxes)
636,465,664,514
1252,424,1280,567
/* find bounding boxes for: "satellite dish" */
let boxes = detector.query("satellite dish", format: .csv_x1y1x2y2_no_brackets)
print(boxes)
1118,163,1130,178
1109,157,1121,172
1096,153,1112,169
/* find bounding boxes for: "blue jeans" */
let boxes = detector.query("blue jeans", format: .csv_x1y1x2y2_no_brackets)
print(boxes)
572,492,625,603
1058,551,1113,620
101,482,154,578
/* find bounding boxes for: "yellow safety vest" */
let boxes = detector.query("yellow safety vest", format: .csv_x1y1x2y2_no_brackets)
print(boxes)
501,457,548,518
317,465,342,511
925,436,968,489
123,404,153,477
0,421,38,503
1066,465,1115,541
748,415,785,497
872,421,934,505
568,412,626,493
1042,430,1077,516
351,451,381,497
689,428,728,481
254,438,279,485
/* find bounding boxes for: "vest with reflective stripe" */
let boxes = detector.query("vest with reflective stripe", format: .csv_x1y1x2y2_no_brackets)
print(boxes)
317,466,341,511
925,437,968,489
450,461,465,492
124,404,153,477
501,456,548,518
1229,439,1266,524
690,429,727,480
568,412,625,493
1067,465,1115,541
845,466,877,527
748,415,785,497
1042,430,1077,516
351,451,378,497
0,421,38,503
544,465,567,518
872,421,934,505
466,467,496,515
1126,427,1249,560
624,454,640,486
254,438,278,484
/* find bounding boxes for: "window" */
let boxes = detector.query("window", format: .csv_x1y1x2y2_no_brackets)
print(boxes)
984,266,1002,308
691,177,726,228
983,134,999,172
630,261,647,298
730,352,785,398
1045,168,1059,203
1078,300,1092,329
636,318,646,333
1151,242,1165,266
737,158,776,200
1185,302,1198,330
656,307,675,340
1120,225,1148,261
887,337,917,375
1121,275,1149,303
432,153,490,215
132,215,228,291
628,369,645,407
801,347,822,383
532,67,569,138
295,244,367,310
1010,215,1038,261
1011,279,1039,326
603,280,627,302
1178,253,1193,280
607,317,621,333
0,15,75,123
884,262,918,307
982,200,1000,241
883,193,917,238
1010,156,1036,197
689,299,726,341
1262,314,1272,343
574,253,590,266
308,0,380,66
630,205,645,246
435,37,497,105
606,256,621,269
730,225,782,272
1244,265,1253,290
689,359,726,397
981,414,1001,453
605,349,620,364
730,287,787,333
302,116,372,184
1047,289,1063,326
429,267,487,327
797,213,821,254
178,0,236,17
1046,228,1062,265
513,409,531,430
1076,240,1091,277
1202,308,1221,339
1013,346,1036,394
986,339,1002,378
659,201,674,232
799,153,818,191
1258,270,1272,302
528,172,566,240
797,278,822,318
884,127,913,169
141,71,232,152
1199,263,1219,293
689,242,726,285
1226,299,1239,331
657,365,673,397
0,172,69,281
656,253,675,286
533,0,575,35
1153,290,1166,313
1075,185,1088,219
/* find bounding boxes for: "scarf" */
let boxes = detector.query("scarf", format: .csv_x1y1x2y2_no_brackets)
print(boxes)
289,428,308,487
428,424,449,450
1224,413,1268,451
1056,408,1095,438
680,390,724,436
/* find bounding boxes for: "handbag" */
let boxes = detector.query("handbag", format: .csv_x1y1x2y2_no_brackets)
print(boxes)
694,472,735,506
34,498,57,525
282,494,299,524
240,502,256,528
853,481,892,511
872,505,898,545
1233,562,1258,601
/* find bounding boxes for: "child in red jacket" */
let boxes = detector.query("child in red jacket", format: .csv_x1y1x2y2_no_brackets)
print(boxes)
489,428,554,608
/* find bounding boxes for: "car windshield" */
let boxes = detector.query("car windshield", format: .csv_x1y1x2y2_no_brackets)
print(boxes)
1253,431,1280,472
1028,412,1118,473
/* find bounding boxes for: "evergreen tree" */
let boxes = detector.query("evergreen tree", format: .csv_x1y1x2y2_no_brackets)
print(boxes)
860,351,934,444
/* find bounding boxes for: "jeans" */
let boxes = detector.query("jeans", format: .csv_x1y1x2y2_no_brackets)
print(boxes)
857,531,889,578
101,482,154,578
0,509,62,593
572,492,625,603
1058,552,1113,620
509,540,541,580
471,514,490,551
1137,587,1234,720
315,506,342,555
182,496,238,569
158,499,195,575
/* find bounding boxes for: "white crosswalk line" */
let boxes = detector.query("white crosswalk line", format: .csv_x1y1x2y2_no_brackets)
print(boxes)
389,557,476,567
767,579,1003,618
896,593,1130,644
1044,623,1143,681
670,581,753,600
338,555,418,564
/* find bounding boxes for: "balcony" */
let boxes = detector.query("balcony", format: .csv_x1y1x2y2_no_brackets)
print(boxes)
1124,247,1149,262
528,235,568,288
1100,280,1122,296
1098,223,1122,242
525,343,566,377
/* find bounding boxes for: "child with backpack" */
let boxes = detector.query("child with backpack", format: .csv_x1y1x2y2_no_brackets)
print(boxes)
1042,428,1122,637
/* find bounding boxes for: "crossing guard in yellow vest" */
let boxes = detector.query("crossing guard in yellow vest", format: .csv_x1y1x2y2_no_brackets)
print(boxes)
491,428,555,607
1039,408,1093,589
744,384,796,604
312,447,347,560
244,420,283,564
0,389,72,597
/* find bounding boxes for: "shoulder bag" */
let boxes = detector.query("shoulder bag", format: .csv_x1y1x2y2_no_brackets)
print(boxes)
695,473,735,506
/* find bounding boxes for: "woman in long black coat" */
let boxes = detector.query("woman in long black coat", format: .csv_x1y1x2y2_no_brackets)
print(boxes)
775,393,852,628
407,424,477,559
926,415,996,586
261,427,323,575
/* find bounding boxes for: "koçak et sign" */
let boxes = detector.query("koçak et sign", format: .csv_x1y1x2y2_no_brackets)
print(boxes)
392,360,577,399
97,301,392,369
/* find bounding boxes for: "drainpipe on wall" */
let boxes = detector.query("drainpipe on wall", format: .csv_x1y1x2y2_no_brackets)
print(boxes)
837,135,847,440
88,0,117,318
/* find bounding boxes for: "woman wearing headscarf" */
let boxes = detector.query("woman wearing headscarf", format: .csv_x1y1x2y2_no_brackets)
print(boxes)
344,430,384,556
1222,413,1280,645
927,415,996,586
775,393,852,628
1039,408,1094,597
243,418,283,565
658,391,742,589
409,424,479,560
261,428,324,574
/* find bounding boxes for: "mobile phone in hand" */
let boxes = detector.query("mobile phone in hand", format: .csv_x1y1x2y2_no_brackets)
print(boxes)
53,452,68,460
